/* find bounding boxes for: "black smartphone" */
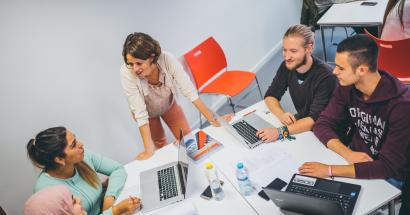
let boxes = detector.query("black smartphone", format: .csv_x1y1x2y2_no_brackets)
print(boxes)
200,180,224,200
258,178,287,201
361,1,377,6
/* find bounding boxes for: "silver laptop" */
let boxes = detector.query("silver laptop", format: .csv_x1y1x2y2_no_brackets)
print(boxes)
140,129,189,213
217,112,273,149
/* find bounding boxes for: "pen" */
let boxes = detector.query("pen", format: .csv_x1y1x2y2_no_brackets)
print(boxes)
243,109,256,117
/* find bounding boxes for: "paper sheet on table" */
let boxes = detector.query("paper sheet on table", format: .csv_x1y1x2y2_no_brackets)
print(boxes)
241,146,303,189
116,186,196,215
149,199,197,215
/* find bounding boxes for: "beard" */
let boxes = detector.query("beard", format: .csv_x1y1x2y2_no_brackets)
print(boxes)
286,54,308,71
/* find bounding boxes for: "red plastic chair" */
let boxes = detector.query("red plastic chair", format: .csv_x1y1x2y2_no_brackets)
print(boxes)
184,37,263,126
364,29,410,84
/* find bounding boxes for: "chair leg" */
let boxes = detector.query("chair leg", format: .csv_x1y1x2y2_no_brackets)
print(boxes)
330,27,335,43
197,90,203,129
199,110,202,129
255,77,263,100
228,97,236,113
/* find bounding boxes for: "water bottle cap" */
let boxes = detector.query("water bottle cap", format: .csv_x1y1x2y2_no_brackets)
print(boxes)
237,162,244,169
205,162,214,169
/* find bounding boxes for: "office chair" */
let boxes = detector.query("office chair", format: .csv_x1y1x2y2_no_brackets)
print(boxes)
184,36,263,127
364,29,410,84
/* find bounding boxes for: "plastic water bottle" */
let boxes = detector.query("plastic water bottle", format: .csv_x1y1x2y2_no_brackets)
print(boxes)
236,162,253,196
205,162,224,201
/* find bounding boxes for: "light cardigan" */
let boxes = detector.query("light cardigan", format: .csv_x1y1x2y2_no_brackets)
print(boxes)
120,51,199,127
34,150,127,215
381,0,410,40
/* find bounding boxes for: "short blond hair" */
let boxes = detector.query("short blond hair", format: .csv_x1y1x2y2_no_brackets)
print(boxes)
283,24,315,47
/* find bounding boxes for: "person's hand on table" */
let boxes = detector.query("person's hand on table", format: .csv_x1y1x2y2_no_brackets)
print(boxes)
298,162,329,178
279,112,296,125
207,113,234,127
342,149,373,164
220,113,234,122
208,117,221,127
112,196,141,215
256,128,279,143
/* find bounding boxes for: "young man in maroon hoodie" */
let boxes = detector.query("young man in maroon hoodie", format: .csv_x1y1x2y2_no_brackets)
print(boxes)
299,34,410,190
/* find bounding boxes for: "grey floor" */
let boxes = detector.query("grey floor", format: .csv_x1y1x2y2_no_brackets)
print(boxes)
210,27,402,215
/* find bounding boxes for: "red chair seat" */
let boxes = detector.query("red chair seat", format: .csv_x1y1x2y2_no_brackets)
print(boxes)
364,29,410,84
201,71,256,97
184,36,263,125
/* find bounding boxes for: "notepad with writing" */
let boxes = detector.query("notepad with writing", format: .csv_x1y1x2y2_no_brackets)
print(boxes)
185,130,223,162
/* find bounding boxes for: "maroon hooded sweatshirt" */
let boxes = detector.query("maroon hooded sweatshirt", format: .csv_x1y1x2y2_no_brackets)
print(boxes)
313,70,410,180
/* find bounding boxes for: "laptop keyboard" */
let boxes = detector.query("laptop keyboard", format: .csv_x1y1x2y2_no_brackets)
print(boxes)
157,167,178,201
287,184,352,212
232,120,261,144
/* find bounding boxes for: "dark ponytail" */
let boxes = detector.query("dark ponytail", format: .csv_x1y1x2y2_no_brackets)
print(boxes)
26,127,99,188
27,127,66,170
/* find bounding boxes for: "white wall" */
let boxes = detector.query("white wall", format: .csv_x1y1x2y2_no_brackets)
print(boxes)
0,0,301,213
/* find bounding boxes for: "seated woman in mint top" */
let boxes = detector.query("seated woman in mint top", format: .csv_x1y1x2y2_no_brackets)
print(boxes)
26,127,140,215
120,32,221,160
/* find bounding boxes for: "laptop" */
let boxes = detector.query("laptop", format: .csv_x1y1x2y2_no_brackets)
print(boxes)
217,112,273,149
263,174,361,215
139,129,189,213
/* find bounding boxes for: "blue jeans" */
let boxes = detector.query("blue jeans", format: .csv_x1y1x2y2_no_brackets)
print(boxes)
387,177,404,190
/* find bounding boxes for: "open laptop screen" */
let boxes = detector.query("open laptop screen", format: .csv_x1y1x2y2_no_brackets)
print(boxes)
177,129,189,196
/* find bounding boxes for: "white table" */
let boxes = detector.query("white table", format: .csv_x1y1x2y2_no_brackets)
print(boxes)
204,101,401,215
118,100,401,215
317,0,388,62
117,143,257,214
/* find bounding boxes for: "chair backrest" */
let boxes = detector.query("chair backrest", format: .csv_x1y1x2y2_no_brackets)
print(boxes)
184,37,227,89
364,29,410,79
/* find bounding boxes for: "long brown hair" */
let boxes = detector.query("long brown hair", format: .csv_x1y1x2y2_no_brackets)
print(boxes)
27,127,99,188
383,0,406,31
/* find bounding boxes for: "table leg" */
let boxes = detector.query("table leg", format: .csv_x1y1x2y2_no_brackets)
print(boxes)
377,24,382,37
320,26,327,62
388,199,395,215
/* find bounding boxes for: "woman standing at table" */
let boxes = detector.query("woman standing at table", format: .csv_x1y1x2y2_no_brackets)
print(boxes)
26,127,140,215
120,32,219,160
381,0,410,40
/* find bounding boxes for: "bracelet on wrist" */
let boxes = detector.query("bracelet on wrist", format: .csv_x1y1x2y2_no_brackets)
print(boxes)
277,127,284,140
277,126,295,141
328,165,334,180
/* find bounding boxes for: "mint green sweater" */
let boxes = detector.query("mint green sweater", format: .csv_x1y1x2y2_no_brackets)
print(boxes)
34,150,127,215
